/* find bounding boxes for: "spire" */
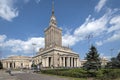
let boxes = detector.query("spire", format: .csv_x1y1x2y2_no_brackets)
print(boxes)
49,0,57,27
52,0,54,15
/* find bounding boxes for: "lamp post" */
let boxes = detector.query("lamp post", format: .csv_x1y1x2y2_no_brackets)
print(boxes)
110,48,114,59
32,43,36,71
86,34,93,48
32,43,36,57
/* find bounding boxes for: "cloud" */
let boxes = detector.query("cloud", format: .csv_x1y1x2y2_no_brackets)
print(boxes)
96,41,103,46
108,15,120,33
95,0,107,12
62,13,108,47
74,13,109,37
96,13,120,46
0,35,44,54
62,12,109,47
62,8,120,47
0,0,19,21
62,34,78,47
105,31,120,43
0,35,7,42
96,31,120,46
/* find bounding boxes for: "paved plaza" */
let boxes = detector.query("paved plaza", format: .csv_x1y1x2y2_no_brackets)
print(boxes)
0,70,69,80
0,70,18,80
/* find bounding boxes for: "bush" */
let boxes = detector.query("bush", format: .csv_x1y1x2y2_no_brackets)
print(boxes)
41,68,88,78
104,69,120,79
95,69,120,80
41,68,120,79
96,70,104,78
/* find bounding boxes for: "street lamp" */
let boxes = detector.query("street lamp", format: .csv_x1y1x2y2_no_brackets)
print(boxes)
110,48,114,58
32,43,36,71
86,34,93,48
32,43,36,57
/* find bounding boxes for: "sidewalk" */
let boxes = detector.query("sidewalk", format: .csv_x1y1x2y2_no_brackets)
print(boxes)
0,70,18,80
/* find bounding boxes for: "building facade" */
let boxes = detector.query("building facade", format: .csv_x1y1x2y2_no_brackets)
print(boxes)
33,2,80,68
2,56,32,69
80,57,109,67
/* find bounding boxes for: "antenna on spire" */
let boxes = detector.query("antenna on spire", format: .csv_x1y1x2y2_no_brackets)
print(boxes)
52,0,54,15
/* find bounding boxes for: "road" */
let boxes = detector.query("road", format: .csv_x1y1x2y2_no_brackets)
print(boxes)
0,70,69,80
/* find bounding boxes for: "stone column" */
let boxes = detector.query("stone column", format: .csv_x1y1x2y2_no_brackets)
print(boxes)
8,62,10,68
75,58,77,67
45,57,47,67
67,57,70,67
42,58,45,67
13,62,15,69
63,57,65,67
59,57,62,67
2,62,5,69
6,62,8,68
76,58,78,67
46,57,49,67
77,58,80,67
44,58,46,67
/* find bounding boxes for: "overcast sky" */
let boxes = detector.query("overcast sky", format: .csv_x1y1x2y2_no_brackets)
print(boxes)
0,0,120,59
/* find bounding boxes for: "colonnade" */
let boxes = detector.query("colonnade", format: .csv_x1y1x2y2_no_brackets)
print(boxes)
3,62,16,69
41,56,79,68
60,57,79,67
2,61,31,69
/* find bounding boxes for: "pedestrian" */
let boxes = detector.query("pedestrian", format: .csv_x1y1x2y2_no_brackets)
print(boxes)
37,65,40,71
8,68,13,76
8,68,11,75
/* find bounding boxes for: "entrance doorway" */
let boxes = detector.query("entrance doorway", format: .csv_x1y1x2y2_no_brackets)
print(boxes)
10,63,12,68
48,57,51,67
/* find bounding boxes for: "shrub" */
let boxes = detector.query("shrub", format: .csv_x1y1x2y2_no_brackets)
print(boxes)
41,68,120,80
41,68,88,78
95,69,120,80
105,69,120,79
96,70,104,78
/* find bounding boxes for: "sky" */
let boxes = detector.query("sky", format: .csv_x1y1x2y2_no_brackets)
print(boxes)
0,0,120,60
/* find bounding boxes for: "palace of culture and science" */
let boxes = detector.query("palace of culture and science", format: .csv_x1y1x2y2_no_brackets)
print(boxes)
1,2,80,69
33,2,80,68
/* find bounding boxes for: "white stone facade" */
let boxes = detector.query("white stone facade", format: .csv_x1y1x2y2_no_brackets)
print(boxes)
34,46,80,68
2,56,32,69
80,57,109,67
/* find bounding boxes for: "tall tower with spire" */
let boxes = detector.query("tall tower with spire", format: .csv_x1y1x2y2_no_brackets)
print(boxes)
44,1,62,48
